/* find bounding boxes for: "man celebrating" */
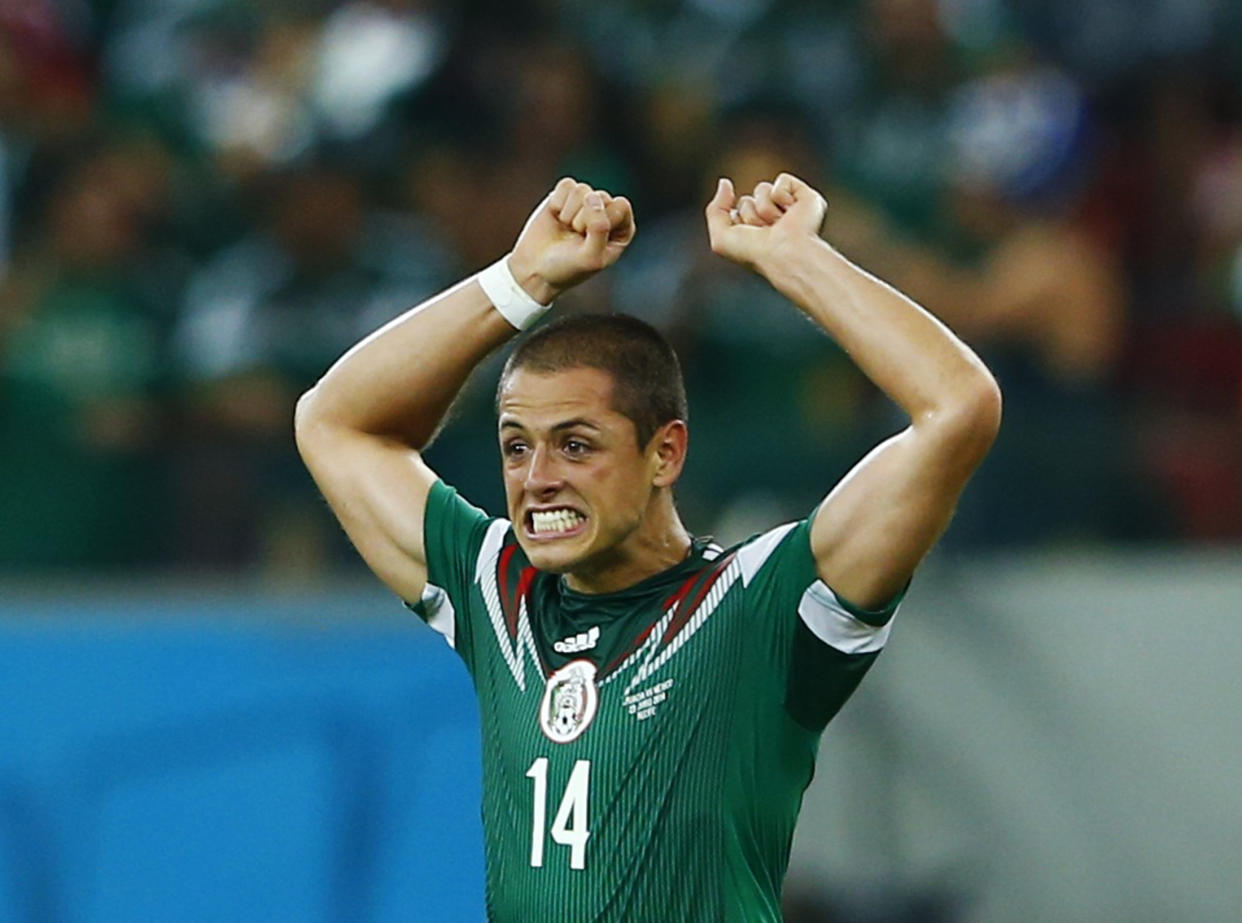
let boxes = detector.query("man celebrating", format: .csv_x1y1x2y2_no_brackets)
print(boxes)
295,173,1000,921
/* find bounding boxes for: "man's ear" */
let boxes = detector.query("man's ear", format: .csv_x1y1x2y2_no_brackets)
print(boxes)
649,420,688,488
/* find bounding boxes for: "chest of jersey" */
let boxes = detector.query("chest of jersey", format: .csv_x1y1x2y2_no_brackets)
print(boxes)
475,556,752,756
466,550,770,889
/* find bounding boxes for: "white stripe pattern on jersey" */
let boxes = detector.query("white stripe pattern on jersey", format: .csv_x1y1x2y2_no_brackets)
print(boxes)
474,519,535,691
515,595,542,682
797,580,893,654
605,524,794,689
600,607,675,688
619,556,743,694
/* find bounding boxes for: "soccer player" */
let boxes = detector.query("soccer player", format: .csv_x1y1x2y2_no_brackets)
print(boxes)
295,173,1001,921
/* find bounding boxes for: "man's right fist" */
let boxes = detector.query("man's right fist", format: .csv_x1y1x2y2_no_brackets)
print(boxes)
508,178,636,304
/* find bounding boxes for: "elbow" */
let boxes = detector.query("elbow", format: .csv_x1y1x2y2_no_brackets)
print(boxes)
925,367,1002,466
969,369,1003,443
954,369,1003,461
293,385,326,454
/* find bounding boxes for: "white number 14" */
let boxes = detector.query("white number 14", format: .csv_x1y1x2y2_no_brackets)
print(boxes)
526,757,591,870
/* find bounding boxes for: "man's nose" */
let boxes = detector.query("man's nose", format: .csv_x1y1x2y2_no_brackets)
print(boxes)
524,444,563,494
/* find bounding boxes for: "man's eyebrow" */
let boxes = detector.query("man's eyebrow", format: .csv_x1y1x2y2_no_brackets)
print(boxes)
551,418,602,433
498,417,602,433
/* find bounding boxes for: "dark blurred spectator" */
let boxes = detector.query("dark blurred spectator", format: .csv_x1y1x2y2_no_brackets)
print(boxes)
492,39,631,194
840,54,1163,544
0,0,98,279
402,36,630,273
171,160,455,573
825,0,969,241
1034,0,1229,88
0,145,177,570
1114,67,1242,540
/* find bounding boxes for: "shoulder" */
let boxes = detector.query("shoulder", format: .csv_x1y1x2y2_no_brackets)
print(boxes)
724,518,814,588
421,480,519,590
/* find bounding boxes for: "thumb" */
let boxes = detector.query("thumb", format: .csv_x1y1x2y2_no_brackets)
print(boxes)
583,193,611,256
705,177,736,238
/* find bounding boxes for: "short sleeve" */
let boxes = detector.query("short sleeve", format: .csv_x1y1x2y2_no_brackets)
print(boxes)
735,516,903,734
407,480,498,669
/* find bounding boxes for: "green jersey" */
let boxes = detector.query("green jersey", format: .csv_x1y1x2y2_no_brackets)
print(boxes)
413,481,899,922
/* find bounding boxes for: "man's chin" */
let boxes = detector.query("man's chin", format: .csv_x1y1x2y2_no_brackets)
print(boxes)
516,537,586,574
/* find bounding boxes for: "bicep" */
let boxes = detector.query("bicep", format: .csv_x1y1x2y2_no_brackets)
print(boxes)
809,422,985,609
297,422,437,603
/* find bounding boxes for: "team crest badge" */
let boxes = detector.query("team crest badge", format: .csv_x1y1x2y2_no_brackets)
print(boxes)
539,660,598,744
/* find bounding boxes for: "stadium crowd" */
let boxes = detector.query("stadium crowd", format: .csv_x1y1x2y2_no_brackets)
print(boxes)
2,0,1240,576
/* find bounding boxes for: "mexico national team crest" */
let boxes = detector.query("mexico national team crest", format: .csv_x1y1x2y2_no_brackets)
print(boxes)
539,660,599,744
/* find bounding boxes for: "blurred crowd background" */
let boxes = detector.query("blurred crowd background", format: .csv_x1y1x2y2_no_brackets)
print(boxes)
2,0,1241,577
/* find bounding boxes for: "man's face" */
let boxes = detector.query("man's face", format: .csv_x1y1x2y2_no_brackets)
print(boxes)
497,366,658,576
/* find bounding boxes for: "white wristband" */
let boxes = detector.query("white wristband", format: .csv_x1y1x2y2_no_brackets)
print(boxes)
476,255,551,330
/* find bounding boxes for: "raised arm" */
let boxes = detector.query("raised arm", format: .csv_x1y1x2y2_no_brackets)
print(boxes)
295,179,634,602
705,173,1001,610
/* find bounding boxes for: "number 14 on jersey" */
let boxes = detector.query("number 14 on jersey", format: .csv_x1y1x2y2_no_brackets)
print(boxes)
526,757,591,870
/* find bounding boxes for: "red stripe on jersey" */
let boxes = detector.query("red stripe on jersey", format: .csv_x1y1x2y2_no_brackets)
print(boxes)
516,565,537,605
598,571,700,677
661,553,735,646
497,543,519,639
515,564,546,674
662,572,699,612
599,558,734,680
601,617,659,677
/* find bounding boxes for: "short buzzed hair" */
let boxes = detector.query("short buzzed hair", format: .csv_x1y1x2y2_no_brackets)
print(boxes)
497,314,688,448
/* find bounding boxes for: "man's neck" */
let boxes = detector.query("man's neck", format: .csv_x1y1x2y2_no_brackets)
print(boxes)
564,505,693,595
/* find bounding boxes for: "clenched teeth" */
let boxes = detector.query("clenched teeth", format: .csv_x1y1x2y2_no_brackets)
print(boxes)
531,509,585,534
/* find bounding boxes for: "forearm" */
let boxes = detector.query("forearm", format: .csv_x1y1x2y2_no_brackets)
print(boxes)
296,275,517,448
759,236,999,430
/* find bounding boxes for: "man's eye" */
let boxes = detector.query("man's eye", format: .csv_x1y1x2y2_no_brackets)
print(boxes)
564,439,591,456
503,442,528,458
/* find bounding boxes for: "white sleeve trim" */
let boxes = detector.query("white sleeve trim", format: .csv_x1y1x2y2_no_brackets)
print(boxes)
419,583,456,648
736,522,799,587
797,580,894,654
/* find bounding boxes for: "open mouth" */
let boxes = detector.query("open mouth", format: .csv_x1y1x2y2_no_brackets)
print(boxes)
525,507,588,540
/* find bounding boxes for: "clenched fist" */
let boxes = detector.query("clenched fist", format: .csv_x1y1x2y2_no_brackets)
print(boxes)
508,178,636,304
705,173,827,271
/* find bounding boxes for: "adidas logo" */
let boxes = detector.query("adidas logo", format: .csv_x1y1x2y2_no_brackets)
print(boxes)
553,626,601,654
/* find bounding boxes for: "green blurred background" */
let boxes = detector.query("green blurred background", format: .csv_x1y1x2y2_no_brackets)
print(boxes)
1,0,1240,920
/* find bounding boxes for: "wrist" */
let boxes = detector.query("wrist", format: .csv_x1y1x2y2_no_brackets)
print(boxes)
756,235,811,283
477,254,555,330
757,235,842,301
505,253,560,306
